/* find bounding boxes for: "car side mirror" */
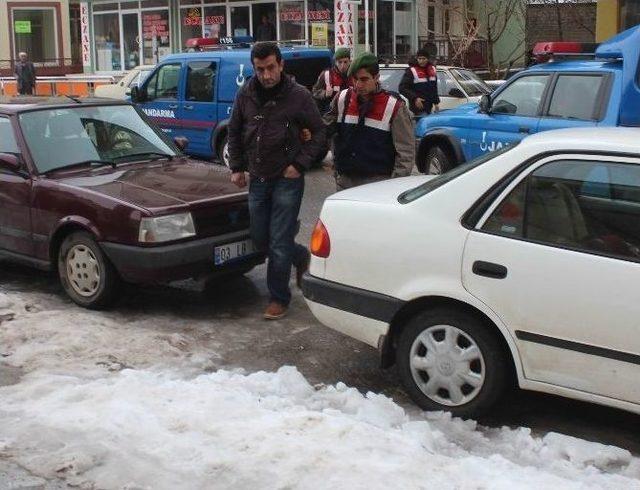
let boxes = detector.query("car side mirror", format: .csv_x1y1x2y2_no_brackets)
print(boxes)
130,85,146,103
448,88,465,98
174,136,189,151
479,94,492,113
0,153,22,172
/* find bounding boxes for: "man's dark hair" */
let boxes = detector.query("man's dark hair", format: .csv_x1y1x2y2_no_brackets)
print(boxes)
251,42,282,64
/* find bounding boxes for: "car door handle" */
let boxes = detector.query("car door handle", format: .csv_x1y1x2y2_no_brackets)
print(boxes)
168,104,178,109
472,261,508,279
184,105,194,110
519,126,531,134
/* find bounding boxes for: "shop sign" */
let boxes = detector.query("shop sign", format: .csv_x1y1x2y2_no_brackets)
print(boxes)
334,0,354,48
311,23,328,47
14,20,31,34
308,10,331,21
204,15,225,25
183,8,201,26
280,10,304,22
143,13,168,40
80,3,91,67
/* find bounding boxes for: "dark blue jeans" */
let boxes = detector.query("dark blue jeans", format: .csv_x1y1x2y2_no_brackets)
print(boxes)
249,175,308,306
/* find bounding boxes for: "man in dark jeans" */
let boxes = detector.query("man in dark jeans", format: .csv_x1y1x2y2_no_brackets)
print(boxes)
228,42,326,320
14,52,36,95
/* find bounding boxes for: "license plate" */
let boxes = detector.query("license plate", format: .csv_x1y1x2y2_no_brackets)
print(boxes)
214,239,255,265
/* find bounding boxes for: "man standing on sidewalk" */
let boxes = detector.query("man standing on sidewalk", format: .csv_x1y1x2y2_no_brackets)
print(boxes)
324,52,414,191
14,52,36,96
228,42,326,320
399,47,440,115
312,48,352,114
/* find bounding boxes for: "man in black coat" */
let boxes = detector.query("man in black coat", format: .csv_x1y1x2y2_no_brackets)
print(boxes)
228,42,326,320
14,52,36,95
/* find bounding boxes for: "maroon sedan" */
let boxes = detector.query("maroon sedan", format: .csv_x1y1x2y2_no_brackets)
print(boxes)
0,97,263,309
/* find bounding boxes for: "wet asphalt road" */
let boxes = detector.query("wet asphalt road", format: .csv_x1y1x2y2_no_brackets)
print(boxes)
1,164,639,455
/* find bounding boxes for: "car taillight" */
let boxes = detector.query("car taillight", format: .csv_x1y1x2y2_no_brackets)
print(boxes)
310,220,330,258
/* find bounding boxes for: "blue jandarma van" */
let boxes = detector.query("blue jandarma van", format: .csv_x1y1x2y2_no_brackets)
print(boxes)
130,45,331,165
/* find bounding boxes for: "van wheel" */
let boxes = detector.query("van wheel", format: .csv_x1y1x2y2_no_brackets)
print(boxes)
424,145,452,175
397,307,508,418
58,231,120,310
217,133,230,168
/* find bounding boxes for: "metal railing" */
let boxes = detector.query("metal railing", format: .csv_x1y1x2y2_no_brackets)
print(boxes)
0,75,116,97
417,37,488,69
0,58,84,77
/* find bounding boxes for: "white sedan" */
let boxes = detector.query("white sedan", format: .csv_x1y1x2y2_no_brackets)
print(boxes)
94,65,155,99
302,127,640,418
379,64,493,111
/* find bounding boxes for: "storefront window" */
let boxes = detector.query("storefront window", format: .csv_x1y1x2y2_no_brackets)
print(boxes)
376,0,393,59
394,0,412,57
621,0,640,30
357,6,375,52
279,1,305,41
181,7,203,46
307,0,332,48
142,10,171,64
93,3,119,12
229,5,250,36
204,5,226,38
94,13,121,70
12,8,58,61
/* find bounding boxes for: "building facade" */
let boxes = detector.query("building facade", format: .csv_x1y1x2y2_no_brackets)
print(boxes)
79,0,424,72
596,0,640,41
0,0,76,75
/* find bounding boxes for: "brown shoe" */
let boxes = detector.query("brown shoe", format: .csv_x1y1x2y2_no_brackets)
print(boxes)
264,302,287,320
296,249,311,288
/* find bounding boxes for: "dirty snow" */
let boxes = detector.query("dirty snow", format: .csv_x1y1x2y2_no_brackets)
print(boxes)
1,289,639,489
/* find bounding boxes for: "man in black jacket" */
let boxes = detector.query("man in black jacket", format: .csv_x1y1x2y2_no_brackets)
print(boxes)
399,47,440,115
14,52,36,95
228,42,326,320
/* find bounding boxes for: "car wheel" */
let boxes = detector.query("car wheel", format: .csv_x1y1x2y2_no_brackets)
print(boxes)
425,145,452,175
58,231,120,310
217,133,230,168
397,308,508,418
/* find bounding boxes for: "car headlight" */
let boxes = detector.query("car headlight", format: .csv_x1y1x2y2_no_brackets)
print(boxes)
138,212,196,243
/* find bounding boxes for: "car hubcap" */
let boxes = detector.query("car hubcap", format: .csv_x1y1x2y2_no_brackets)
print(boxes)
428,155,442,175
66,245,100,297
223,141,230,168
409,324,485,407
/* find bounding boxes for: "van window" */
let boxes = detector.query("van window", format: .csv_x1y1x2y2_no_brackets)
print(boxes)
146,63,181,100
284,57,331,90
491,75,549,116
186,61,217,102
547,75,606,121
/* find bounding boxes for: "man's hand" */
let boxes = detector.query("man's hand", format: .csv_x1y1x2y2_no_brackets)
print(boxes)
231,172,247,188
300,128,311,142
325,88,334,98
283,165,302,179
415,98,425,110
433,104,440,113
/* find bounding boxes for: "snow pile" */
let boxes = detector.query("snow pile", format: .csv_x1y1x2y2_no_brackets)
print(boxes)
1,290,640,489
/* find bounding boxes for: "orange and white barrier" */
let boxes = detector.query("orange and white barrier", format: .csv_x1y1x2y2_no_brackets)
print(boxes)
0,75,116,97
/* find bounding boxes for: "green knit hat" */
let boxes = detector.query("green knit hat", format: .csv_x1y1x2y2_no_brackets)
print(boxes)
334,47,351,61
347,52,378,77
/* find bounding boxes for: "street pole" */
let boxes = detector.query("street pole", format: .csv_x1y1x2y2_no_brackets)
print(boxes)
365,0,369,52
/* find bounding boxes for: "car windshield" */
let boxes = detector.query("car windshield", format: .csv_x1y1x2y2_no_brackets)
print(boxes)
451,69,492,97
379,69,405,92
399,143,519,203
19,105,176,173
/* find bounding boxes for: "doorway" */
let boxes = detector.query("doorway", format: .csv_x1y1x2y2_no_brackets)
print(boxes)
252,3,277,41
121,11,141,69
229,4,251,37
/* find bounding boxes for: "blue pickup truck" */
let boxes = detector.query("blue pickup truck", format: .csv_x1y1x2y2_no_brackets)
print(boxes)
130,44,331,165
415,25,640,174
